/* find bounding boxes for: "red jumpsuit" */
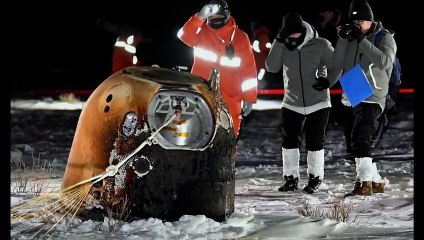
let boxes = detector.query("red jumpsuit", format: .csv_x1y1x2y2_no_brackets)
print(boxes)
178,14,257,137
112,33,143,73
251,25,271,80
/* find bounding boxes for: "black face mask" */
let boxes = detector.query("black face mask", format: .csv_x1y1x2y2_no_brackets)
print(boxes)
208,17,227,29
284,35,305,51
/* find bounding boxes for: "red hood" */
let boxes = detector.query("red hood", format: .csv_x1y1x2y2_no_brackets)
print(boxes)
205,16,237,41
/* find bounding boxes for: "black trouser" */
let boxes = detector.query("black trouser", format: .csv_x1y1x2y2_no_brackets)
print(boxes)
280,107,330,151
341,103,382,158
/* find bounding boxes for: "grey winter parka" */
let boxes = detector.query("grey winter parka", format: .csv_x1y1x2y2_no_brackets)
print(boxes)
333,21,397,110
265,21,341,114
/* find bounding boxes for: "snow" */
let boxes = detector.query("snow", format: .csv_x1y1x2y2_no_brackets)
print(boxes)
10,95,414,239
11,98,85,110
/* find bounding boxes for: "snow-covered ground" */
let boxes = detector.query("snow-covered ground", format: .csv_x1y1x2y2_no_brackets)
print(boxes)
10,95,414,239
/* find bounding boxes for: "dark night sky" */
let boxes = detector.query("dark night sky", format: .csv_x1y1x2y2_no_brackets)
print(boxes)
16,0,414,92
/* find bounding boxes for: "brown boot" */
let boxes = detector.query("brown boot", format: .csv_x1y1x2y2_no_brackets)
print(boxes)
372,182,385,193
344,181,373,198
371,162,385,193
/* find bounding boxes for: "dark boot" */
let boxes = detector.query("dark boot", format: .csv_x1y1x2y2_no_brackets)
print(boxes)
344,181,373,198
303,174,322,194
278,175,298,192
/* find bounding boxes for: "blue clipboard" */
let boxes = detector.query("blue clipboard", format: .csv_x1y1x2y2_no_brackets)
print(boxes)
339,64,374,107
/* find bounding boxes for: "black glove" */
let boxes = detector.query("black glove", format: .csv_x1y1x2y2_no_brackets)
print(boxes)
275,29,285,43
338,24,360,41
312,77,330,91
349,26,365,43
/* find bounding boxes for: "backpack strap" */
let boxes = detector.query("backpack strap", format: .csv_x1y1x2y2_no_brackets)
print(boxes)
374,28,391,47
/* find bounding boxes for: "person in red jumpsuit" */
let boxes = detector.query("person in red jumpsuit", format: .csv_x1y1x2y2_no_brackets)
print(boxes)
177,0,258,137
96,18,144,73
112,33,143,73
250,21,272,82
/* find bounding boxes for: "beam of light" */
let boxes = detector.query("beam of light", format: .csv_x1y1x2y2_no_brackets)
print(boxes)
126,35,134,44
258,69,265,80
257,88,414,95
124,45,136,54
115,41,126,47
12,87,414,102
241,78,258,92
252,40,260,53
220,56,241,67
194,47,218,62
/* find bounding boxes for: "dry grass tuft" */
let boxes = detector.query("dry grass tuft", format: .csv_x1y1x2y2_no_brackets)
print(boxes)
296,198,359,223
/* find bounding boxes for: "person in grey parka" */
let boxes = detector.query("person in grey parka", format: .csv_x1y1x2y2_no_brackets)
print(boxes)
265,12,342,194
334,0,397,197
